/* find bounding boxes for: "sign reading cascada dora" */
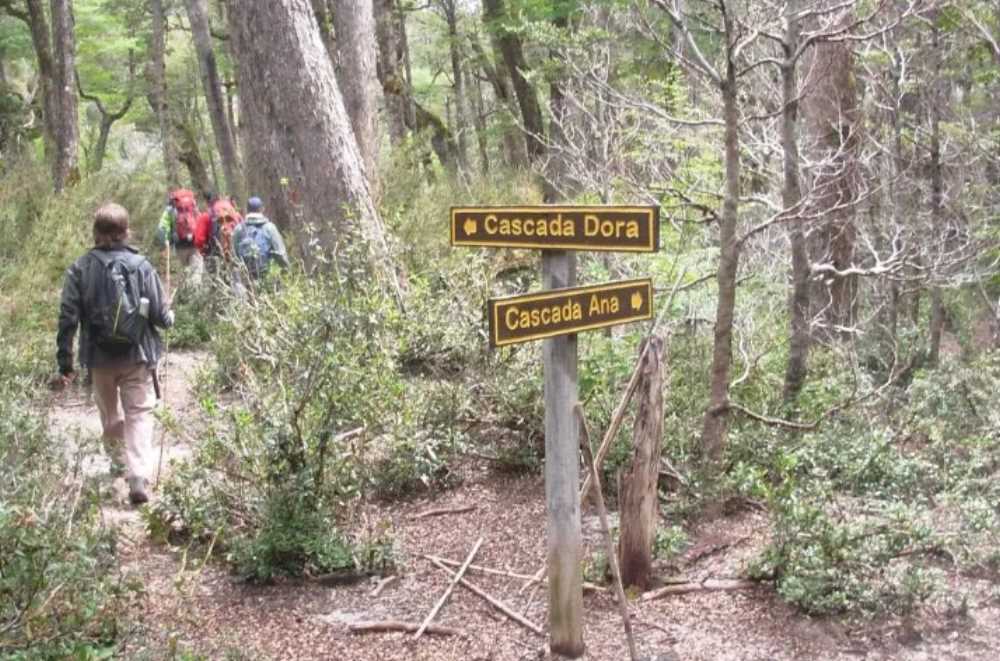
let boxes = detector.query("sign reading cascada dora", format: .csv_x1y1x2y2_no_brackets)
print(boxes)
451,205,659,252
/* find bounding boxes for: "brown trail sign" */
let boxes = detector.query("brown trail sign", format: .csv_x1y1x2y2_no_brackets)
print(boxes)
452,205,659,252
452,205,659,657
488,279,653,347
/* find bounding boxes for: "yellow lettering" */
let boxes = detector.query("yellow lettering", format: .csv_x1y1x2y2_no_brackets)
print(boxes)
585,214,598,236
531,309,540,327
520,309,531,328
589,295,601,316
536,219,547,237
506,307,519,329
541,308,550,325
499,218,510,235
485,214,497,234
626,221,639,239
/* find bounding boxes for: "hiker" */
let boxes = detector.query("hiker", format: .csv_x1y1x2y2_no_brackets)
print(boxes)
233,196,289,282
156,188,204,288
55,202,174,505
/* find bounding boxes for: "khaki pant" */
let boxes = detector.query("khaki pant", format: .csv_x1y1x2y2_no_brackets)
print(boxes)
92,363,156,482
175,245,204,289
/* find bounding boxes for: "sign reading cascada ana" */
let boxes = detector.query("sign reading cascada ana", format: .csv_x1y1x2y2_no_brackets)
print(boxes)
451,205,660,252
488,279,653,347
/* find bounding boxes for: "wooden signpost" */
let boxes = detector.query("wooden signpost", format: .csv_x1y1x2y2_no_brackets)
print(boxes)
451,205,658,657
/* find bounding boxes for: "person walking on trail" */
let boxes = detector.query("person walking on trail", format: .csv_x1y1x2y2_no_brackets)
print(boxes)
156,188,205,288
55,203,175,506
233,196,290,281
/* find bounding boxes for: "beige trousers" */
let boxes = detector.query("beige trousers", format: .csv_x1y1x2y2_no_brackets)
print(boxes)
92,363,156,482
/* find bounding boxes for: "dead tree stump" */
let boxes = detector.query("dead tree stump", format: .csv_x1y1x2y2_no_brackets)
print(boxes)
618,335,665,590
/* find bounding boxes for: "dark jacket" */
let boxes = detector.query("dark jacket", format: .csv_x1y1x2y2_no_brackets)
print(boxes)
56,244,173,375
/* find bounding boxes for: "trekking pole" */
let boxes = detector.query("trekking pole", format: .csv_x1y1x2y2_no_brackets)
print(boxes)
155,243,171,489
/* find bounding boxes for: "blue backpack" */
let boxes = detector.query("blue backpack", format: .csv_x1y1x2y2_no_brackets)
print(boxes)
236,222,273,279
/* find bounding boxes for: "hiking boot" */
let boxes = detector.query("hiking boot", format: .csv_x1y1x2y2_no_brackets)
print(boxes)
128,477,149,506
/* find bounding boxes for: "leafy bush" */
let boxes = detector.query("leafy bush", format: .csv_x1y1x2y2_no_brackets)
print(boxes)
151,272,464,580
0,334,136,658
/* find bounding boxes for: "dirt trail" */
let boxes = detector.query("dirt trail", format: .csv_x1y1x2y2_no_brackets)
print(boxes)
48,350,204,527
46,351,1000,660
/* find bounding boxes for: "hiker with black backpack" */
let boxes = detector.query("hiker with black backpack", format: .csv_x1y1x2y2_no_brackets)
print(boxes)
55,203,174,506
156,188,204,288
233,196,289,289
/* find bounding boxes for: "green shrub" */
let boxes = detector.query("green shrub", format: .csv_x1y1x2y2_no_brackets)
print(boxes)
0,334,136,658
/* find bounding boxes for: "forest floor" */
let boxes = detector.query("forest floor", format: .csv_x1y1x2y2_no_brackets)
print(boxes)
47,349,1000,661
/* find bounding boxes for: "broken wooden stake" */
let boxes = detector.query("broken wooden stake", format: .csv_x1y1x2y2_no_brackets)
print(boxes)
414,536,483,639
641,578,758,601
429,557,544,636
349,620,462,636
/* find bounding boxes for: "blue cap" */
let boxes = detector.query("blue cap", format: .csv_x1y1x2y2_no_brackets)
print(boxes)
247,196,263,212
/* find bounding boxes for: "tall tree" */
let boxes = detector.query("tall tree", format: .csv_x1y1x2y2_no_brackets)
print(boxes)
228,0,401,301
186,0,243,200
482,0,545,160
148,0,178,186
332,0,381,187
76,52,135,172
438,0,469,173
374,0,407,142
48,0,79,191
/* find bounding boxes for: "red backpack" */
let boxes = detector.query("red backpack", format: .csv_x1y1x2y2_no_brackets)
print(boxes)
169,189,198,244
212,199,242,259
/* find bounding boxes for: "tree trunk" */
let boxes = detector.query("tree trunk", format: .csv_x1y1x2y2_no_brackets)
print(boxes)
332,0,381,188
482,0,545,160
803,14,860,340
471,70,490,172
442,0,469,173
228,0,401,301
618,336,664,591
187,0,243,201
927,21,945,367
470,32,527,168
25,0,55,162
176,118,212,194
49,0,79,192
374,0,407,142
701,28,740,464
781,3,809,402
148,0,179,186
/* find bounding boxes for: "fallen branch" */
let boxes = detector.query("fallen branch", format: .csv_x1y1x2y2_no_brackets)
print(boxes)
424,555,606,592
415,537,483,639
349,620,462,636
370,575,399,597
429,557,544,636
577,404,639,661
409,504,476,520
641,578,758,601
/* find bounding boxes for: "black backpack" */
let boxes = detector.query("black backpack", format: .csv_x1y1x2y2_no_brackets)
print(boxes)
87,249,148,348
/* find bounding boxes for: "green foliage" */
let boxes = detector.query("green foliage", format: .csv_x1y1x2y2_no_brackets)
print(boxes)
0,336,136,659
152,272,462,580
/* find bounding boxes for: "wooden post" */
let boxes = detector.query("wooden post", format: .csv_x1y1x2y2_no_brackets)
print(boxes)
542,249,584,657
